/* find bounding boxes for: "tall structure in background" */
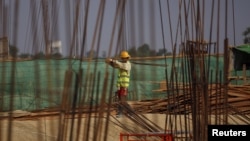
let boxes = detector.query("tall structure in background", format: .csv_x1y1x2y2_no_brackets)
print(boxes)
0,36,9,58
47,40,62,55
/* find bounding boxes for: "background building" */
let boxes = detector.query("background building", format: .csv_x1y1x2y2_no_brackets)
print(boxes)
0,36,9,58
47,40,62,55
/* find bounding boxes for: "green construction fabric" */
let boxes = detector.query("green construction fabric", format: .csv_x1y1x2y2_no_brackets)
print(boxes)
0,56,227,112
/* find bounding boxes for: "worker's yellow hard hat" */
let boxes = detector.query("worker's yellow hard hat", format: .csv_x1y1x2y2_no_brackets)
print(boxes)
120,51,130,58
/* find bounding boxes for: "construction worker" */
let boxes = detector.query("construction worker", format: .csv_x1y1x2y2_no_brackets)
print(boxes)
105,50,132,117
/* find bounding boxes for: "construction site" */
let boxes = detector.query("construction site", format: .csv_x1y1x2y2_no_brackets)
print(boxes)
0,0,250,141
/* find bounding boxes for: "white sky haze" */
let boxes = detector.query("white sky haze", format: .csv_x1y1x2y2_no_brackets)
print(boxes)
1,0,250,57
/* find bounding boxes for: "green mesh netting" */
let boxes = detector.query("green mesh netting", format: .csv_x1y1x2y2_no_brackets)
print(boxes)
1,56,243,112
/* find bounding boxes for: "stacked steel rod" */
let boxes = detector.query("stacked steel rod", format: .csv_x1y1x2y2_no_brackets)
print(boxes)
0,0,249,141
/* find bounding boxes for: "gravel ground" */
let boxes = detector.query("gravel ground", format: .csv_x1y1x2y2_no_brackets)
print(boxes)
0,111,249,141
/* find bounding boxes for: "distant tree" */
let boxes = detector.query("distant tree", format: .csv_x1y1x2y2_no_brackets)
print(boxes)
33,51,45,59
19,53,31,59
128,44,161,57
150,50,157,56
137,44,151,57
128,46,137,57
156,48,172,56
243,27,250,44
51,53,62,59
156,48,166,56
165,52,172,56
86,49,97,58
9,45,19,57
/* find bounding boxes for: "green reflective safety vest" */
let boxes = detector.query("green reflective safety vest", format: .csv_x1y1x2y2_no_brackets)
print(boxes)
116,69,130,88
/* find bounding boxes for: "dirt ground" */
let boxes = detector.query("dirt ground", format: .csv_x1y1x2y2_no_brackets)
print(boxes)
0,110,248,141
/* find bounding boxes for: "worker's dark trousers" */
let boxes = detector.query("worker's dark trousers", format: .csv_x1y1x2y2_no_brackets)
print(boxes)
117,95,132,116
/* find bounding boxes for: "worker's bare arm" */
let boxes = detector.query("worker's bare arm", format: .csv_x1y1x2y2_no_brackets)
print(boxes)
105,58,119,68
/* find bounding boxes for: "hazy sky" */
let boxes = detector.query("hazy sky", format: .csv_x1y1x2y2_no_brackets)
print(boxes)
2,0,250,57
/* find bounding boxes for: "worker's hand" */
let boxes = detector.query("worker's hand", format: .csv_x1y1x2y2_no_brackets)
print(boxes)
105,58,112,64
